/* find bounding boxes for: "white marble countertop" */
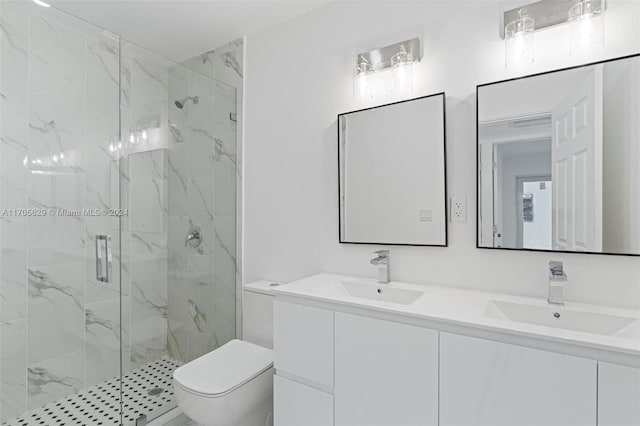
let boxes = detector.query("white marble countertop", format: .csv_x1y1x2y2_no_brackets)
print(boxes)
271,273,640,362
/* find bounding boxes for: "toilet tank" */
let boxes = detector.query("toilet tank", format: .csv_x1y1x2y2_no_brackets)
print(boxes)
242,280,283,349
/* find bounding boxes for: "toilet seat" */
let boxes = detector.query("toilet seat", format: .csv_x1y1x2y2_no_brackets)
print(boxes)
173,339,273,398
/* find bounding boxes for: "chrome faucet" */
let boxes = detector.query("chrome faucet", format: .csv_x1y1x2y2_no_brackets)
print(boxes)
548,261,567,305
370,250,390,284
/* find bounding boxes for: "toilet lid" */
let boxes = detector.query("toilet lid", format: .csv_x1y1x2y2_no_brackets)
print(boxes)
173,339,273,396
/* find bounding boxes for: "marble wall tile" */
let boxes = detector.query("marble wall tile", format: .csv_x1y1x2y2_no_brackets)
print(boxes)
130,258,167,324
27,262,85,364
130,177,167,233
211,39,243,339
167,145,189,218
181,52,215,79
129,317,167,369
188,177,214,255
0,3,29,171
1,218,27,322
28,14,86,171
0,318,27,422
85,299,121,386
213,39,243,87
186,121,215,180
167,216,188,273
130,149,168,179
28,216,85,266
27,350,84,410
167,319,187,362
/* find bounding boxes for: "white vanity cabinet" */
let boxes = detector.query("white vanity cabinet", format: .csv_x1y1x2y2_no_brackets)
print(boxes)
334,313,439,426
273,300,334,388
273,300,334,426
274,375,334,426
439,332,597,426
598,362,640,426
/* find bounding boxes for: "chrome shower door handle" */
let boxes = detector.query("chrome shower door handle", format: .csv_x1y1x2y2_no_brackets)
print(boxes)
96,235,112,283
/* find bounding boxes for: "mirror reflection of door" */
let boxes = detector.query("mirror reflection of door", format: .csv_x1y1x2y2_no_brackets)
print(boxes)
478,55,640,255
551,66,603,252
517,177,552,250
492,138,552,249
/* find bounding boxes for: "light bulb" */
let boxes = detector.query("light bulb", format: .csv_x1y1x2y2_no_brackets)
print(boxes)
569,0,604,55
505,10,535,69
391,44,414,93
354,56,373,100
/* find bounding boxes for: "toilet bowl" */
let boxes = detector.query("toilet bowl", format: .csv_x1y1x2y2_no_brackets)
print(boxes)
173,339,274,426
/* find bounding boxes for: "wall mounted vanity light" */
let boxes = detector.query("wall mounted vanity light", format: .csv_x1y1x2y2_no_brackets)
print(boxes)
501,0,606,68
353,38,421,99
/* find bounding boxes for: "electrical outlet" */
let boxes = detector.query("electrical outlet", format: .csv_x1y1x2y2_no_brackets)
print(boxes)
451,197,467,223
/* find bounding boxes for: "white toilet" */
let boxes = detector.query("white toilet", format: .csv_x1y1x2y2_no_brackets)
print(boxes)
173,281,279,426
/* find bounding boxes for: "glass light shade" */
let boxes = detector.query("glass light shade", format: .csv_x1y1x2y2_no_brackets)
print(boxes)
391,62,414,93
390,46,415,93
353,61,373,100
568,0,604,55
505,13,535,69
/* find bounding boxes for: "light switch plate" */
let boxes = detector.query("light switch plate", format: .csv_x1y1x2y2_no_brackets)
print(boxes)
419,208,432,222
451,197,466,223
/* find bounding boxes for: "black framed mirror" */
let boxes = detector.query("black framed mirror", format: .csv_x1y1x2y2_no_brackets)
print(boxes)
338,93,447,246
477,54,640,256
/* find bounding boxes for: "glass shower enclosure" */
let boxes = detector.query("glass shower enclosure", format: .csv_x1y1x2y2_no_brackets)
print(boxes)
0,2,237,424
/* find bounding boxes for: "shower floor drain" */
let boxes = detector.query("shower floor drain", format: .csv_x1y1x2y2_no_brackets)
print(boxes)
147,387,165,396
2,356,183,426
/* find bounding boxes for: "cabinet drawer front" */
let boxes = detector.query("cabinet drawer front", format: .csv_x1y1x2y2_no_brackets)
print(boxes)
598,362,640,426
274,300,334,388
440,332,596,426
335,313,439,426
274,375,334,426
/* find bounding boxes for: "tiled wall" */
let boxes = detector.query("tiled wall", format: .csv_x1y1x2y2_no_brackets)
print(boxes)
180,39,244,340
165,40,242,363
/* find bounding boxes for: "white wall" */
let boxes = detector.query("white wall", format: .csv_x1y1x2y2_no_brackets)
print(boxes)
603,57,640,254
244,1,640,309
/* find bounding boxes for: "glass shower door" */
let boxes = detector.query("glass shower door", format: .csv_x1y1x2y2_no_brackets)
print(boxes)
119,42,238,424
0,2,123,424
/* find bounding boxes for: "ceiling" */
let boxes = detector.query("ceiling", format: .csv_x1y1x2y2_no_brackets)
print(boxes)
47,0,331,62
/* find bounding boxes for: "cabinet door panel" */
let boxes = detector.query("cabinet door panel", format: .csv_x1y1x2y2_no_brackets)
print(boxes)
274,375,333,426
335,313,438,426
599,362,640,426
274,300,334,388
440,332,596,426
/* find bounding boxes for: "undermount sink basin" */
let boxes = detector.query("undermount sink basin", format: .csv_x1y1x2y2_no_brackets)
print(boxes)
485,300,636,336
341,281,424,305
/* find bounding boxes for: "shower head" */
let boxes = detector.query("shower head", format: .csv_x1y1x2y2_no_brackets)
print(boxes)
174,96,199,109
